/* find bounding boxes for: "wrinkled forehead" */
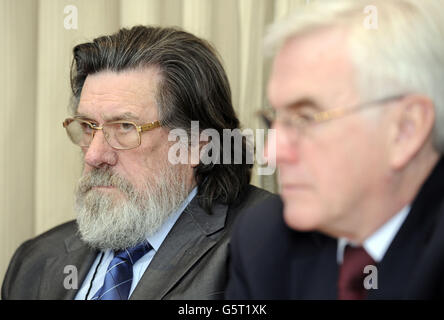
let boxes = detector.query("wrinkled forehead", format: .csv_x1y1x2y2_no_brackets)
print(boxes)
267,27,360,111
77,68,162,122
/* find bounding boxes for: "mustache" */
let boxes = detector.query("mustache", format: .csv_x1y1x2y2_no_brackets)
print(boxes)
76,167,134,195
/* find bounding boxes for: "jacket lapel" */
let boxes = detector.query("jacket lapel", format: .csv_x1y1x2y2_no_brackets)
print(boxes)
38,233,97,300
130,198,228,300
368,157,444,299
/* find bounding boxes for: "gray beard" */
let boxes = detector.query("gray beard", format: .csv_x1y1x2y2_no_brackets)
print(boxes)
75,164,190,251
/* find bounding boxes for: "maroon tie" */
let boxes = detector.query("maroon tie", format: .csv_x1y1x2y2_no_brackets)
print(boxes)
338,245,376,300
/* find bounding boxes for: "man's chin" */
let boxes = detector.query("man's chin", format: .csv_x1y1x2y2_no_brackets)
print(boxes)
282,203,321,232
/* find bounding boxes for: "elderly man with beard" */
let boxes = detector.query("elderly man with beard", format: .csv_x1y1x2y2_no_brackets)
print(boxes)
1,26,273,300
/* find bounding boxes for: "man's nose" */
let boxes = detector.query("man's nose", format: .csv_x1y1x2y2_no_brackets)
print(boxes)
271,124,299,165
84,130,118,168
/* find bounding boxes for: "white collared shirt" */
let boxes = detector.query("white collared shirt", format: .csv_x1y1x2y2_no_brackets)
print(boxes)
75,187,197,300
337,205,410,264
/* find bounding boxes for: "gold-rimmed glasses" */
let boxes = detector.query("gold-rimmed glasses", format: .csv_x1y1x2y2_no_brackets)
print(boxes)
62,117,161,150
258,94,406,131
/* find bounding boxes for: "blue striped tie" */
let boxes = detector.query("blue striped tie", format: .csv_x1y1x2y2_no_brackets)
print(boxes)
92,241,151,300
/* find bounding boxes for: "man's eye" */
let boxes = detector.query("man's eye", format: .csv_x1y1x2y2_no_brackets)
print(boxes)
298,112,315,122
119,123,135,131
80,122,94,133
291,109,315,123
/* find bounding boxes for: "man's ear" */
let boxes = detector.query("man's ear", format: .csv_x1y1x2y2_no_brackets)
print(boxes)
389,95,435,170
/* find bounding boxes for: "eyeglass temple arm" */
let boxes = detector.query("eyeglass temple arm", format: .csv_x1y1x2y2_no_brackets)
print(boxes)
140,121,161,132
62,119,73,128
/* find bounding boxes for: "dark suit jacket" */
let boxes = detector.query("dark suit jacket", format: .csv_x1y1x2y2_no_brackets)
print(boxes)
2,185,274,300
226,159,444,299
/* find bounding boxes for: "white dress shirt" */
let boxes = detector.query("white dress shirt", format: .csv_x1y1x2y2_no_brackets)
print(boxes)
75,187,197,300
337,205,410,264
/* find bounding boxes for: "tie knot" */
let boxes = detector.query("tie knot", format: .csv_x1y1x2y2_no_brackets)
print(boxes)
114,241,152,265
343,246,374,266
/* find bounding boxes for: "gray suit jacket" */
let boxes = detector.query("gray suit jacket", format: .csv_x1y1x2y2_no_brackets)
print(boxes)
2,185,274,300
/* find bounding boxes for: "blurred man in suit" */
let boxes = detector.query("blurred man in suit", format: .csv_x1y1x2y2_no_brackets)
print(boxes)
2,26,273,300
227,0,444,299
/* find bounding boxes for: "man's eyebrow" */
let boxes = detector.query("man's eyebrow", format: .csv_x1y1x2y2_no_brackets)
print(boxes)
284,97,322,111
73,113,95,121
73,112,140,122
102,112,140,122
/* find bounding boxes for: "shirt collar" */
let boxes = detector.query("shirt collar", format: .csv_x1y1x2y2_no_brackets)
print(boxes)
337,205,410,264
146,186,198,252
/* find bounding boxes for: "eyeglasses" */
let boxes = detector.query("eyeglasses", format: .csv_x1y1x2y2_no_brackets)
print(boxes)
258,94,406,131
62,117,161,150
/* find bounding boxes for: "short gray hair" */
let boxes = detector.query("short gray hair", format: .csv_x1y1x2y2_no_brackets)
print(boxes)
266,0,444,153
